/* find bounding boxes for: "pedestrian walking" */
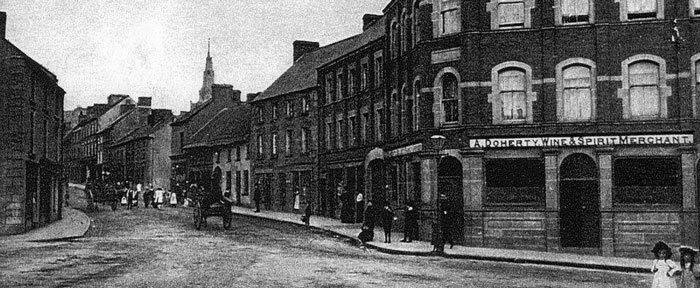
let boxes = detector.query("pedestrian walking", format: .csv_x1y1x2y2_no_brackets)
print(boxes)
301,203,313,226
355,192,364,223
678,246,700,288
358,201,376,243
170,190,178,207
651,241,680,288
401,200,418,243
253,180,262,212
293,188,301,213
126,185,134,210
380,202,395,243
153,188,164,209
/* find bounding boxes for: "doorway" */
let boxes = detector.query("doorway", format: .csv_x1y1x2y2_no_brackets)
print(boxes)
438,156,464,244
560,153,600,248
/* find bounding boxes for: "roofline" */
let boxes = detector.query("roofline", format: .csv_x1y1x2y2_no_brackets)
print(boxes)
250,86,318,104
317,37,385,71
3,40,58,81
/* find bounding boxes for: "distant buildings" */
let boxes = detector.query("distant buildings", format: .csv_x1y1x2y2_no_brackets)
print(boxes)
0,12,65,235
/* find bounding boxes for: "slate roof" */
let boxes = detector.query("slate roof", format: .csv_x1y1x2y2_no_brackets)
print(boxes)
253,17,385,102
184,103,252,149
112,120,170,147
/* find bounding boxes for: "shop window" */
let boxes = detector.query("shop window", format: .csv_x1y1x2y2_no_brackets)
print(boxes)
555,0,593,25
236,146,241,161
485,158,545,206
613,157,681,205
487,0,534,29
236,170,242,198
557,60,596,122
616,0,663,21
226,171,232,191
488,62,536,124
243,170,249,196
618,56,670,119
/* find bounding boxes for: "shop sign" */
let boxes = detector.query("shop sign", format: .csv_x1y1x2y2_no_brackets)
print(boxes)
469,134,693,148
388,143,423,157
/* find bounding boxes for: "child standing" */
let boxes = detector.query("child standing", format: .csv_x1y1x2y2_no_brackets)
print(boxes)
651,241,680,288
678,246,700,288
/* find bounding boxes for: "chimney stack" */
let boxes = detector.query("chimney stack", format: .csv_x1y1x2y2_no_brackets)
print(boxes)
108,94,128,105
363,14,382,31
293,40,319,62
137,97,152,107
0,12,6,40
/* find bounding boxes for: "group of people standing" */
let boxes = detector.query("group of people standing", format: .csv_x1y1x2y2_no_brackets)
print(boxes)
118,182,174,210
651,241,700,288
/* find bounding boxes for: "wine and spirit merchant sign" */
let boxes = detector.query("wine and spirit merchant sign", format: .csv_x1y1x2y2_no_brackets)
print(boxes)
469,134,694,148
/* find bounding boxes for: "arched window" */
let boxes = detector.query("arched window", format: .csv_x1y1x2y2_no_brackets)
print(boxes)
442,73,459,123
401,9,408,53
413,79,421,130
403,85,413,133
391,90,400,137
413,0,421,46
498,69,526,120
562,65,593,121
629,61,660,117
391,21,400,58
617,55,670,119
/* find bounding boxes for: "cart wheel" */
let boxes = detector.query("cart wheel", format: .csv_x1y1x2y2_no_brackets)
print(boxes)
194,202,203,230
223,212,232,230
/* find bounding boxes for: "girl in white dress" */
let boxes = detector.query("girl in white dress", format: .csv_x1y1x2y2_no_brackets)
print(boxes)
170,191,177,207
651,241,680,288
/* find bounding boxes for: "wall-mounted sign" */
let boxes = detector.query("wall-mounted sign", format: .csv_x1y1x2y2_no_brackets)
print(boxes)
469,134,694,148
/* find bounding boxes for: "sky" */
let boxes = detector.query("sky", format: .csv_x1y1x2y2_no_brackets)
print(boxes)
1,0,387,113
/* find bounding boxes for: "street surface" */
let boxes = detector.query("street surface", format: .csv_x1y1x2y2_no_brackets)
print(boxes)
0,189,651,287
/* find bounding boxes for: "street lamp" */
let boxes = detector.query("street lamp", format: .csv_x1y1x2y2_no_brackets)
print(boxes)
429,135,446,255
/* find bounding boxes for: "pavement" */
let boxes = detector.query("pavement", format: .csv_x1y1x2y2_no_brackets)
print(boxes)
230,206,650,274
0,181,649,273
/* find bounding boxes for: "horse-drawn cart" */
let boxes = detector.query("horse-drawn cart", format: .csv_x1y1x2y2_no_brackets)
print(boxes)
192,194,232,230
86,181,120,211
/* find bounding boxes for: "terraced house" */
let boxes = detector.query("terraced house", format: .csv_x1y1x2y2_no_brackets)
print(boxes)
361,0,700,258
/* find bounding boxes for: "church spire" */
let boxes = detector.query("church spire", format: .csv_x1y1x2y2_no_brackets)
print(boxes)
199,39,215,103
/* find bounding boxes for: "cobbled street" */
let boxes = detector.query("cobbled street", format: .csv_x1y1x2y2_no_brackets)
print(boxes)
0,189,651,288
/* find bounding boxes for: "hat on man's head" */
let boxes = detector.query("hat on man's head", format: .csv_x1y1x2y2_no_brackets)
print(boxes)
652,241,672,254
679,245,699,256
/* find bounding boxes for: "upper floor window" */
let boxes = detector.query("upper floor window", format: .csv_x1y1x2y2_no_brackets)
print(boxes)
348,114,357,146
434,0,461,37
488,62,537,124
257,135,263,157
325,73,335,104
375,105,385,142
403,85,414,133
413,79,421,131
337,69,345,99
391,20,401,58
555,0,593,25
361,110,370,144
617,55,670,119
361,58,369,91
301,96,310,114
391,91,400,137
336,117,345,149
286,101,292,117
272,104,278,119
401,9,409,52
325,121,332,150
374,52,383,87
236,146,241,161
348,64,356,96
442,74,459,123
557,61,595,122
693,55,700,117
487,0,534,29
271,132,278,156
227,148,232,162
301,128,309,153
617,0,663,21
413,0,422,46
257,107,264,122
693,0,700,16
285,130,292,154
